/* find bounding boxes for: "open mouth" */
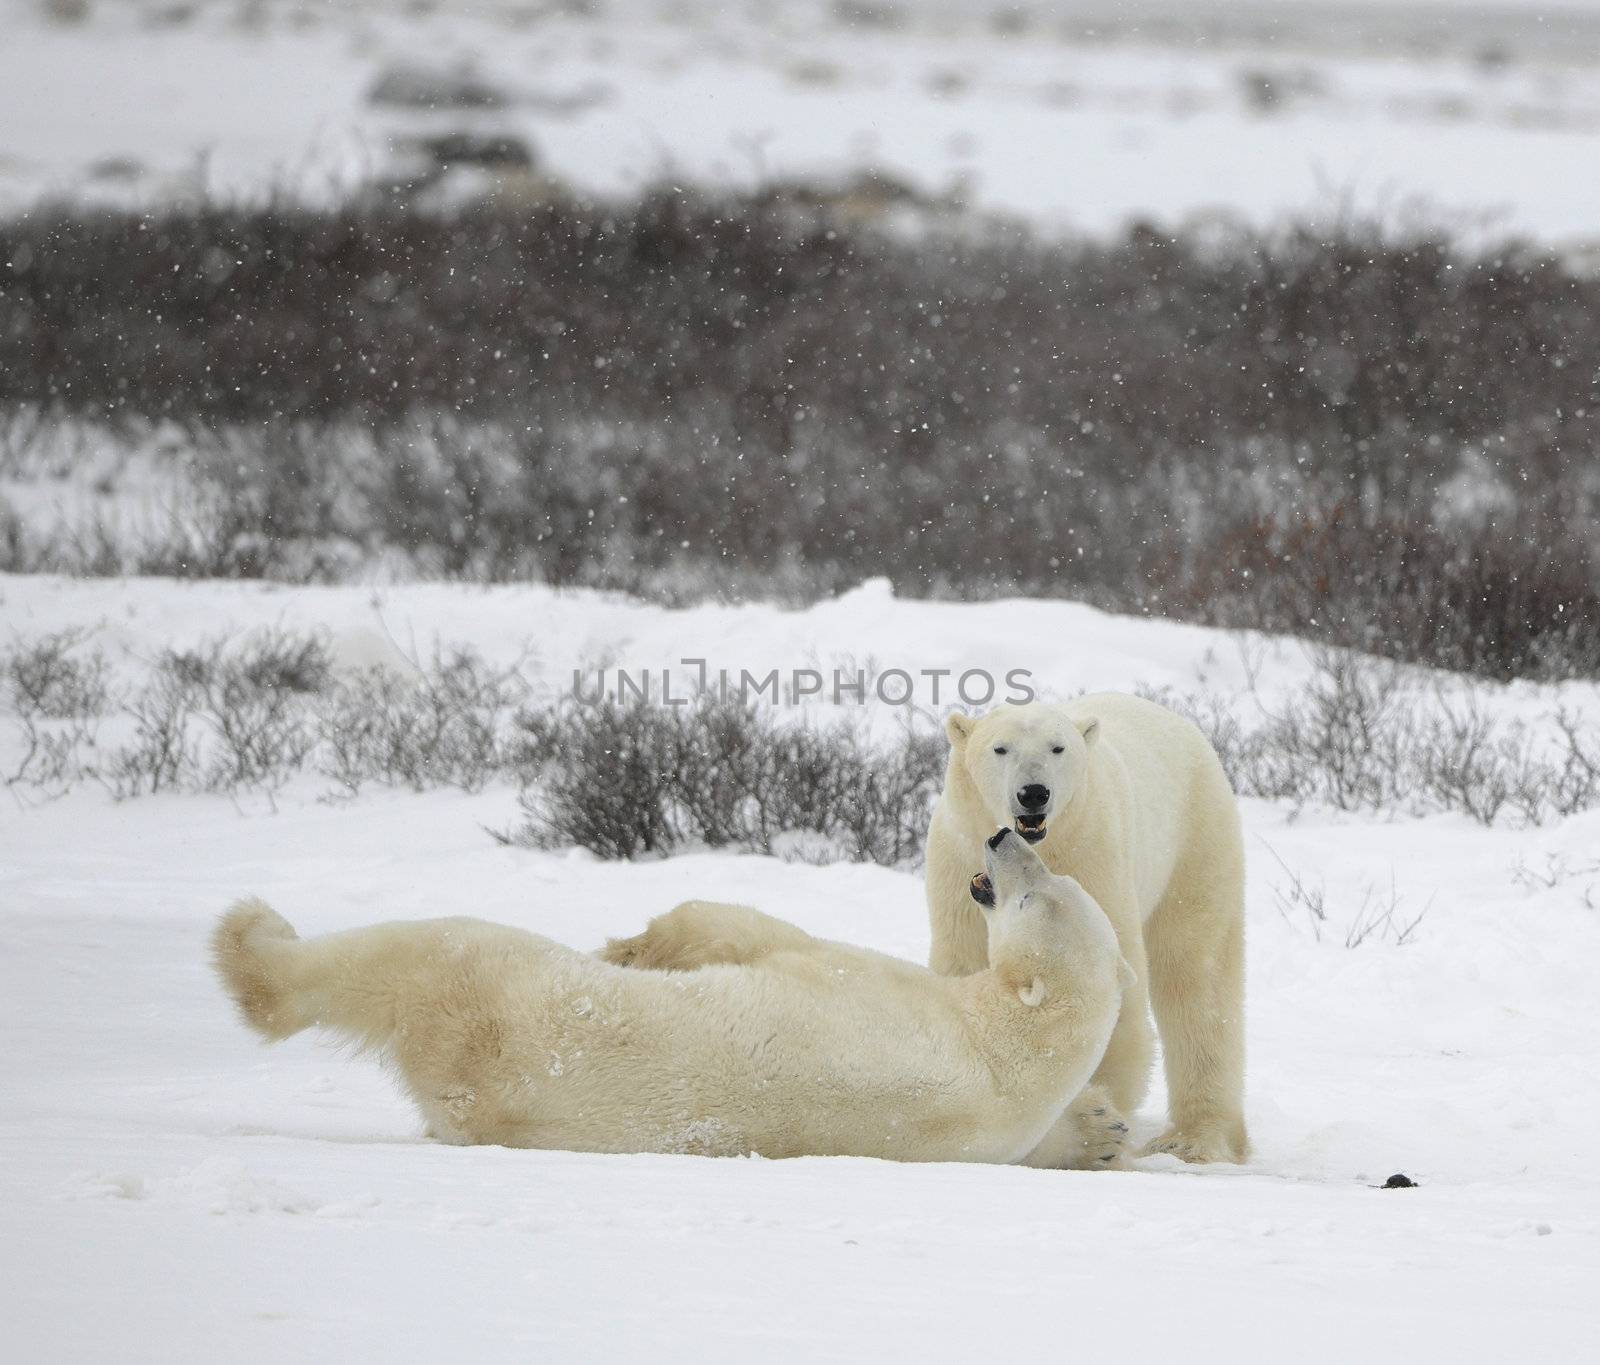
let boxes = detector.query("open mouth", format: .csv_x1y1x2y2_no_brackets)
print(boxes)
969,872,996,908
1014,815,1047,844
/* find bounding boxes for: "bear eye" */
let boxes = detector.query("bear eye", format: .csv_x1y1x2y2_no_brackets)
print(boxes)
993,746,1008,756
1051,745,1065,754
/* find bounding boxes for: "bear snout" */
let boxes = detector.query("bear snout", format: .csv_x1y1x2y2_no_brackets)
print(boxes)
1016,784,1051,812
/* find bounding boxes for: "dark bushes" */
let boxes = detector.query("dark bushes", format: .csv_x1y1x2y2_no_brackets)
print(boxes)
6,196,1596,456
1157,502,1600,681
5,192,1600,677
515,699,944,865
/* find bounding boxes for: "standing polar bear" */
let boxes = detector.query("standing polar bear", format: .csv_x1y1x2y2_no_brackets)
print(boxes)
926,695,1248,1166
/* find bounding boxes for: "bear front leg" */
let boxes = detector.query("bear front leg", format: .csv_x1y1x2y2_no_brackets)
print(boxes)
925,826,990,976
1140,851,1250,1164
1082,882,1156,1119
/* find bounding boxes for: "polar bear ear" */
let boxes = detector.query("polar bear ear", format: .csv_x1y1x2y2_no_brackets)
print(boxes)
1017,976,1048,1008
945,712,975,747
1077,717,1100,746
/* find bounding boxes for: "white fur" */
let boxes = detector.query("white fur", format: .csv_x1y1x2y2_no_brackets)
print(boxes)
212,836,1126,1163
927,695,1249,1166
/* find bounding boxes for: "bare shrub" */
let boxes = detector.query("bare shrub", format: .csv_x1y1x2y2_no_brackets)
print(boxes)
164,628,333,696
1343,880,1430,949
516,698,944,866
1511,852,1600,908
196,666,315,794
518,701,685,858
833,725,946,865
107,670,199,798
8,715,94,791
1410,695,1541,826
101,631,329,797
742,713,942,865
224,628,333,695
2,632,112,791
0,628,521,800
1548,709,1600,818
4,630,112,719
1265,845,1428,948
668,700,772,850
1159,649,1600,827
1267,854,1331,941
316,650,522,794
139,632,323,792
1254,650,1410,812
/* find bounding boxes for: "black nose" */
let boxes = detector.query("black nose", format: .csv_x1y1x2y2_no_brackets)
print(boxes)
987,827,1011,850
1017,784,1050,812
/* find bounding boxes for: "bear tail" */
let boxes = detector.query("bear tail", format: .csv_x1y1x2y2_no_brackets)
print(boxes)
211,898,309,1042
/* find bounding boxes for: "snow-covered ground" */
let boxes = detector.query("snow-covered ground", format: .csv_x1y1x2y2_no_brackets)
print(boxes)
5,0,1600,243
3,572,1598,1359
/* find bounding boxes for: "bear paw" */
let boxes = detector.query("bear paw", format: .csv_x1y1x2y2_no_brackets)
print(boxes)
597,930,652,969
1062,1084,1130,1169
1018,1085,1130,1170
1138,1126,1245,1164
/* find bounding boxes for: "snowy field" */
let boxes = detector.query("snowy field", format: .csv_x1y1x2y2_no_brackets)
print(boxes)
3,572,1598,1360
5,0,1600,244
5,2,1600,1354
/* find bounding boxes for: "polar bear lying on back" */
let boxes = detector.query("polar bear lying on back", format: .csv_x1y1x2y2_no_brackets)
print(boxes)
213,829,1129,1162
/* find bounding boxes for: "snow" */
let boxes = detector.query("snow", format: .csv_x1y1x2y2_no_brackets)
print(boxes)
3,571,1598,1359
6,1,1600,243
5,2,1597,1350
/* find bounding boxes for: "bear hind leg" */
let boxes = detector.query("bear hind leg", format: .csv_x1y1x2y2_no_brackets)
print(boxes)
600,900,816,972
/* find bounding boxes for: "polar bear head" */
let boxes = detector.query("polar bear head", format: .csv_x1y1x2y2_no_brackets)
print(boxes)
968,825,1130,1006
945,702,1098,846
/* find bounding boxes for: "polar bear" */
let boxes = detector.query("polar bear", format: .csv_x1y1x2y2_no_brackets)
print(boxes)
211,829,1130,1162
926,695,1248,1166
